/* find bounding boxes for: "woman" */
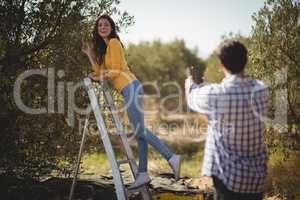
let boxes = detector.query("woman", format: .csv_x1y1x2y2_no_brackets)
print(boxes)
81,14,181,189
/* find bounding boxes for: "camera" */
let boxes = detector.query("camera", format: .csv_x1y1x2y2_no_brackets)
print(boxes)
189,64,204,84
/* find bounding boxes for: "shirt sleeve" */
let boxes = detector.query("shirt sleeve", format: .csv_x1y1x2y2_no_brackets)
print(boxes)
105,39,124,79
250,80,269,119
92,63,102,76
185,76,215,115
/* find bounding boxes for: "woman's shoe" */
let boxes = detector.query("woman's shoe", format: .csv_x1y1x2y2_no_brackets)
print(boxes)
168,154,181,180
128,172,151,190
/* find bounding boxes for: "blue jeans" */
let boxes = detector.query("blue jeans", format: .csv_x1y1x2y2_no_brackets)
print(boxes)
121,80,173,172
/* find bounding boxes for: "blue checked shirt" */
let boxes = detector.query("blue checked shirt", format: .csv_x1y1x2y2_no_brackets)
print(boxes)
185,75,268,193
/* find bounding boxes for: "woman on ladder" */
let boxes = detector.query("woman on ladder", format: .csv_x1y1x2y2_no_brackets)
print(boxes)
81,14,181,189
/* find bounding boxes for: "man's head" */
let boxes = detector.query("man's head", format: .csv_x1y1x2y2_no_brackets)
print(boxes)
217,39,248,74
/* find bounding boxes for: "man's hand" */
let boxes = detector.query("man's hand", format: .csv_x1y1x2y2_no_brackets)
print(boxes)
185,75,208,94
190,65,204,84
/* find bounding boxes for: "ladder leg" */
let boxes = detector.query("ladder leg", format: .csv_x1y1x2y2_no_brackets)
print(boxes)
68,114,90,200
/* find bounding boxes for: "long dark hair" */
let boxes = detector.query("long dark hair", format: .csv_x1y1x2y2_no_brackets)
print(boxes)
92,14,121,64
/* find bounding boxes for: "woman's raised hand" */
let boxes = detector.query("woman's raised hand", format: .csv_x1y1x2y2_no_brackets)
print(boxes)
81,40,93,57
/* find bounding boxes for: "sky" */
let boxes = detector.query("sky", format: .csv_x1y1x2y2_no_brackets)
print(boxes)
118,0,265,58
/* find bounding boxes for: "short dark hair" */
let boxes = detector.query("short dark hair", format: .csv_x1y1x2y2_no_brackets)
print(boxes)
217,39,248,74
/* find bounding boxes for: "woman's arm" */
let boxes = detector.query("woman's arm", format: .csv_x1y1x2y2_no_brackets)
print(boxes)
185,76,215,115
81,41,102,79
104,38,124,79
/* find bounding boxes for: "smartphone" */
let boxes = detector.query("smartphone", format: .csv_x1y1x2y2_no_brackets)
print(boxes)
189,64,204,84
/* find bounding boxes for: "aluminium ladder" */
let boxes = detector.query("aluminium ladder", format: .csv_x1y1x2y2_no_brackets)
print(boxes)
68,77,152,200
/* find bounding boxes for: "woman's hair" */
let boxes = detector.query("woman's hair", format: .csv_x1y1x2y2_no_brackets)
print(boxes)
92,14,121,64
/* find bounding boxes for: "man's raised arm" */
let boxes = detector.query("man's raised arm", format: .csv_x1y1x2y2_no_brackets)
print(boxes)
185,76,216,115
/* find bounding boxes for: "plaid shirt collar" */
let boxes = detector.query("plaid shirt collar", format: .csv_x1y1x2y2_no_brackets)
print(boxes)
221,74,252,86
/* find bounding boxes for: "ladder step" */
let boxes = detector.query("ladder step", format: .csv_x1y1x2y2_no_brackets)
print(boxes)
117,159,130,166
110,131,126,136
126,187,143,195
101,104,112,109
126,185,150,195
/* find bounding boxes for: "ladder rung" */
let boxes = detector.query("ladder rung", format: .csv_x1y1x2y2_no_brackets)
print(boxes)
110,131,126,136
117,159,130,166
101,104,112,109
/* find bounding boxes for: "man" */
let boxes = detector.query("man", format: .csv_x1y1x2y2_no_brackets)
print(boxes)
185,40,268,200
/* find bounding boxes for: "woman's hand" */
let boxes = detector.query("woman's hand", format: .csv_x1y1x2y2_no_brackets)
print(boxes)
88,71,110,81
81,40,94,57
88,73,102,81
81,40,98,66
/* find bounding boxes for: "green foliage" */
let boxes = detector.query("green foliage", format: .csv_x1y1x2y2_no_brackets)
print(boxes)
126,39,204,110
248,0,300,198
249,0,300,148
203,53,224,83
127,39,204,88
266,150,300,199
249,0,299,79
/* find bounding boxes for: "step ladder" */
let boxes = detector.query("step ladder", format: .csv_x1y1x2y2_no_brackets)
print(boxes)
68,77,152,200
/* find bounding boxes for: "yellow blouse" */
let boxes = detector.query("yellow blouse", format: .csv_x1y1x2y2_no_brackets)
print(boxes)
92,38,137,92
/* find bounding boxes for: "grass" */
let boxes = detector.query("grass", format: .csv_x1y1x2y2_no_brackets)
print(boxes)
80,98,208,179
80,137,205,178
181,150,204,178
81,152,110,176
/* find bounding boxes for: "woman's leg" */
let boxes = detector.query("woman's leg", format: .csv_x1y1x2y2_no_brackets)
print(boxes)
144,128,173,160
122,80,173,172
122,82,148,172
